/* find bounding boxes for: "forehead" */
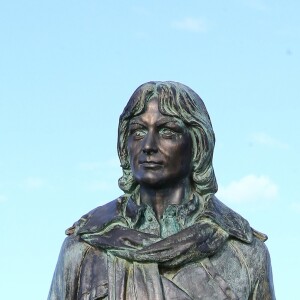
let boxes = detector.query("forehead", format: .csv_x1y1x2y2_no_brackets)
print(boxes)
129,99,184,126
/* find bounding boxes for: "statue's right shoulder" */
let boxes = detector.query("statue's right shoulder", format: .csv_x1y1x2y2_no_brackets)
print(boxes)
65,195,127,236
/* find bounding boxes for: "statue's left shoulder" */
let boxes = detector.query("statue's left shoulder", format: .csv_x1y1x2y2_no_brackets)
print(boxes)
204,196,253,243
205,196,275,298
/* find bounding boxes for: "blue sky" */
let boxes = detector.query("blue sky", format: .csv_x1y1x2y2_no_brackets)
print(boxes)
1,1,299,299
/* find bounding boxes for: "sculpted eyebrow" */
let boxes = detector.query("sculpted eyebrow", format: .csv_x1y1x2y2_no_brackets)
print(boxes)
129,121,145,127
157,118,185,127
128,117,185,128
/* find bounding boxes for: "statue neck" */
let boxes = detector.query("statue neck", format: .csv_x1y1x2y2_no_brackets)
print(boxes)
139,178,192,220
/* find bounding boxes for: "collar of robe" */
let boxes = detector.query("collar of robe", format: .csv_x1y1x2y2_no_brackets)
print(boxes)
70,195,256,267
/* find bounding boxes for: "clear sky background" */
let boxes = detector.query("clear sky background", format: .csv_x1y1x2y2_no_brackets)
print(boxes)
1,1,299,299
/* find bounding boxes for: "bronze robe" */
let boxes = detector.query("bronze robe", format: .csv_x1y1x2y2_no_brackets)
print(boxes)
48,196,275,300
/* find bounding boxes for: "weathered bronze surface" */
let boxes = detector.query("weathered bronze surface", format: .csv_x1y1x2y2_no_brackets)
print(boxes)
48,81,276,299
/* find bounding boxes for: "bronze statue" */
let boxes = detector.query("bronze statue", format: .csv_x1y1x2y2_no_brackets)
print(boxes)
48,81,275,299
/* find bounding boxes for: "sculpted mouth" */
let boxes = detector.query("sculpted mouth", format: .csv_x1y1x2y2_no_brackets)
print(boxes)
139,160,163,164
139,161,163,168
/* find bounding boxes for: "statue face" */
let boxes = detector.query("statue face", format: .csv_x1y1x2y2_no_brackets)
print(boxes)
127,98,193,188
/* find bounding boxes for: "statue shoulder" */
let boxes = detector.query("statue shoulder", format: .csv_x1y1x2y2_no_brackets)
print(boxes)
65,195,127,236
204,196,268,243
204,196,253,243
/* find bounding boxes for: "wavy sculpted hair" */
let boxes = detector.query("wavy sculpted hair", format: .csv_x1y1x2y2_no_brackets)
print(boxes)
117,81,218,202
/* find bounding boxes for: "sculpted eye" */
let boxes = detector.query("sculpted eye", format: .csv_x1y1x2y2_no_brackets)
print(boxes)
160,128,176,138
129,123,147,140
130,128,147,139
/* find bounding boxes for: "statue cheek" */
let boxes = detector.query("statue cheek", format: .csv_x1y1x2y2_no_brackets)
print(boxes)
128,140,139,157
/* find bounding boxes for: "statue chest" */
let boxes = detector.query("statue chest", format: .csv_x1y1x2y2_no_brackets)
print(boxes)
77,242,251,300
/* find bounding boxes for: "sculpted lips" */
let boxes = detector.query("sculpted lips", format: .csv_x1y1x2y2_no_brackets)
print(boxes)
139,160,163,169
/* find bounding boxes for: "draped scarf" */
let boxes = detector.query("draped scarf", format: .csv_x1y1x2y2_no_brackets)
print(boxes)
73,196,253,300
80,220,230,299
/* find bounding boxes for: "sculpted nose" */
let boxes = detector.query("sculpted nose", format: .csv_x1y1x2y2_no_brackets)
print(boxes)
142,132,158,155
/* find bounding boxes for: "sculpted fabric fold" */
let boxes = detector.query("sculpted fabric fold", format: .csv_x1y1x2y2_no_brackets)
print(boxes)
79,200,233,299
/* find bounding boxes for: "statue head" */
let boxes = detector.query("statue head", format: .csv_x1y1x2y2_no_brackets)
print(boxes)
118,81,217,201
